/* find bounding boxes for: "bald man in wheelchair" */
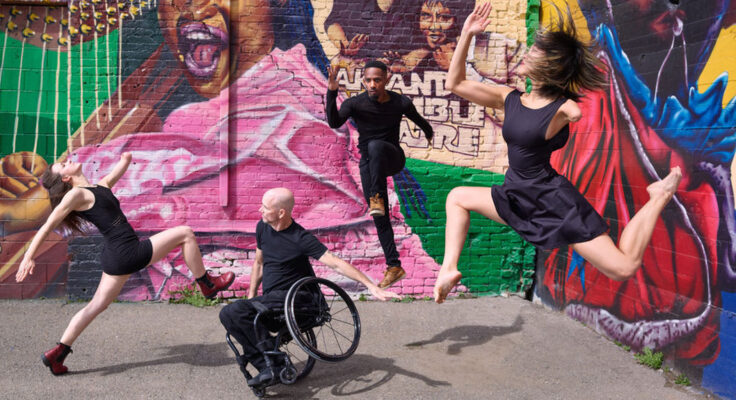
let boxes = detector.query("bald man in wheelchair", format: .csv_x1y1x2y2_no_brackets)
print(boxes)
219,188,400,386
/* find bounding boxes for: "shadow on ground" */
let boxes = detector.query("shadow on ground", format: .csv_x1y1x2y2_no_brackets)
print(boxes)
250,318,524,398
71,342,233,376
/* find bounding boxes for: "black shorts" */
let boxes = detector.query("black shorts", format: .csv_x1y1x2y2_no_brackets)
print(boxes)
101,239,153,276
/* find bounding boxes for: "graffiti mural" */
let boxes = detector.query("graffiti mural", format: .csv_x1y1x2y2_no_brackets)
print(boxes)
535,0,736,395
0,0,533,301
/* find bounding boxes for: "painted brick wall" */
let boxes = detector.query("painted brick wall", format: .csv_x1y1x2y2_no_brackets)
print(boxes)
534,1,736,396
1,0,534,302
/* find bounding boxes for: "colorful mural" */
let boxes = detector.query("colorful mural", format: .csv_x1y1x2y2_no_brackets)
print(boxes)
534,0,736,396
4,0,735,395
0,0,532,301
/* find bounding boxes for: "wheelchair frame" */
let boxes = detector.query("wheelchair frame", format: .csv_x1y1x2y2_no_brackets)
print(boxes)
225,276,362,398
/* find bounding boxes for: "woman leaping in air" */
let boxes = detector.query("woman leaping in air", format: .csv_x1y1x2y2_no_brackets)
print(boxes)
433,3,682,303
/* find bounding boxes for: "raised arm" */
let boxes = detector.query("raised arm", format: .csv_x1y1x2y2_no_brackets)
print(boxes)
325,65,353,128
248,248,264,299
445,2,513,109
318,251,401,301
98,152,132,189
15,188,87,282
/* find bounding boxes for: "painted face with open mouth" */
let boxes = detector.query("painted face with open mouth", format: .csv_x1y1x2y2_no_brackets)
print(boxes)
159,0,275,98
178,22,228,79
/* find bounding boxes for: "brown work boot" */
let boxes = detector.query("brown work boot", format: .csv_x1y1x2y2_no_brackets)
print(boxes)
369,194,385,217
378,265,405,288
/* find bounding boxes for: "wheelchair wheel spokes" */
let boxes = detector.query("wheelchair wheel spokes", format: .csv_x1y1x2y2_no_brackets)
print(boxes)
281,329,316,380
285,277,361,362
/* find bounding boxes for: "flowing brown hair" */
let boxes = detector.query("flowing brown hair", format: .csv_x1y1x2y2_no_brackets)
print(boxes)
41,166,86,233
525,3,608,101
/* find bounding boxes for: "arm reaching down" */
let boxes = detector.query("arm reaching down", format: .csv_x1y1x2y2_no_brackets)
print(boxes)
319,251,401,301
248,248,264,299
16,188,88,282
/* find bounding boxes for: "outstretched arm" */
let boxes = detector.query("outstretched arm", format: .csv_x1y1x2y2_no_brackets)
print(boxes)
445,3,513,109
318,251,401,301
98,152,132,189
404,100,434,144
325,65,353,128
15,188,87,281
248,248,264,299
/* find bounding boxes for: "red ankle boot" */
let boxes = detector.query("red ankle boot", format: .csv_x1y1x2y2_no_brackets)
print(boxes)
42,343,72,376
197,271,235,299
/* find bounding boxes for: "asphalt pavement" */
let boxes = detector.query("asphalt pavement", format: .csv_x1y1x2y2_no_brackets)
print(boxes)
0,296,715,399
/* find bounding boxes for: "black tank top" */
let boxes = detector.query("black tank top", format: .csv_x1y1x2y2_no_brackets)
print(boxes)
77,186,138,243
502,90,569,176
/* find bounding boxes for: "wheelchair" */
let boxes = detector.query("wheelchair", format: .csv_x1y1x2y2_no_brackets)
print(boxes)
225,276,362,398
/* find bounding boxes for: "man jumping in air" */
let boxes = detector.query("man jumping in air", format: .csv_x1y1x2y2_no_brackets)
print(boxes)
326,60,434,289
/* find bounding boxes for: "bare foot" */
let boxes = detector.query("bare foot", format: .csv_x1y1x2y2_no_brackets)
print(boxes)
646,166,682,201
433,269,462,304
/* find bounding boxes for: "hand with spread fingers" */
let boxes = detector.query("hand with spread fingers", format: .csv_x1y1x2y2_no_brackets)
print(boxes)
461,2,493,37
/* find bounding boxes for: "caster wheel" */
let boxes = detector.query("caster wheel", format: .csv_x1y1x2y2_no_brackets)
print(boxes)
280,366,298,384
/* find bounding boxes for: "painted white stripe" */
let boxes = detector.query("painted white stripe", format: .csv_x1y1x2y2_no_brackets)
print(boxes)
32,8,51,172
12,7,32,153
54,14,64,156
104,0,112,121
66,4,72,153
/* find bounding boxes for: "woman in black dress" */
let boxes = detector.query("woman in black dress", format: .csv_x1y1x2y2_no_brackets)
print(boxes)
15,152,235,375
433,3,682,303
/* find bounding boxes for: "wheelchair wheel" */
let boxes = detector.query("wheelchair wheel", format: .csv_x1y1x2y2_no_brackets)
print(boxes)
281,328,317,381
285,277,361,362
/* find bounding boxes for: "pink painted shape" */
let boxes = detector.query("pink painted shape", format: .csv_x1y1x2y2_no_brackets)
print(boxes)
73,45,459,300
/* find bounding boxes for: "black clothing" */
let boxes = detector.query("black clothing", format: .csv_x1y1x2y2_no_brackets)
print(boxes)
326,89,433,267
220,289,314,371
256,220,327,293
491,90,608,249
359,140,405,266
220,220,327,371
325,90,433,154
78,186,152,275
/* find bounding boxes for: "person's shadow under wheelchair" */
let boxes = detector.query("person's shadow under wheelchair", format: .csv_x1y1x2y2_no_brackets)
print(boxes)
263,316,524,398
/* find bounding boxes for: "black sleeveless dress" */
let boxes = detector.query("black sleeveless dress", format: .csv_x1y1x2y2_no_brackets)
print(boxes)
491,90,608,249
78,185,153,275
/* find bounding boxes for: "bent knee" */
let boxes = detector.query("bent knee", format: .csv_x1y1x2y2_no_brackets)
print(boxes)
219,306,232,324
610,260,641,281
177,226,196,240
446,187,465,206
446,187,478,209
367,139,383,154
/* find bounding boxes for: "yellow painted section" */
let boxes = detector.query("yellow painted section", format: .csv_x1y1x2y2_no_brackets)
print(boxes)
539,0,590,43
698,25,736,108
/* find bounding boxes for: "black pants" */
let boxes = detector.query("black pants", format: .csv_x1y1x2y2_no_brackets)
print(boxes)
219,289,319,371
359,140,406,267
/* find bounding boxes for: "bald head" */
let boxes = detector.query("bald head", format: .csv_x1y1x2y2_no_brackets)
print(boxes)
263,187,295,215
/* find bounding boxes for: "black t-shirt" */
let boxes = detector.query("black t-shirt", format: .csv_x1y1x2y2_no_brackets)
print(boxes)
326,90,433,154
256,220,328,294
